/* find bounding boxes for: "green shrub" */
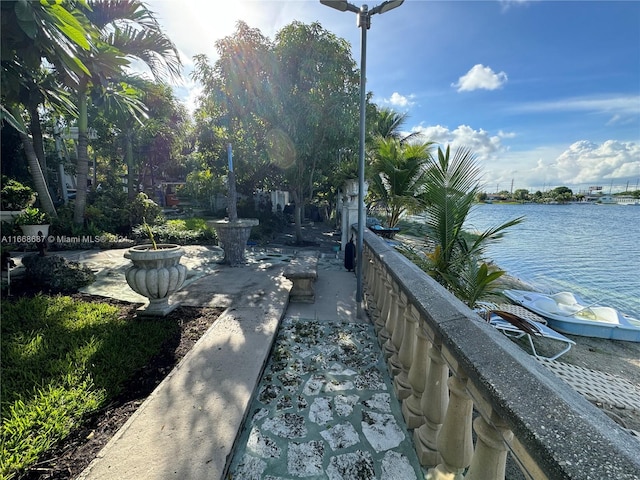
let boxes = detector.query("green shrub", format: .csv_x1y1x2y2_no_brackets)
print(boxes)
1,295,179,478
88,188,130,235
1,177,34,210
49,204,106,242
131,218,216,245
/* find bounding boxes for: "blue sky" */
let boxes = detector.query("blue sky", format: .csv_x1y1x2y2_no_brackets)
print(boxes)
146,0,640,194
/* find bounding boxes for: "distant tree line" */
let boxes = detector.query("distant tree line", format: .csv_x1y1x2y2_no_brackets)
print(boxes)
478,187,640,204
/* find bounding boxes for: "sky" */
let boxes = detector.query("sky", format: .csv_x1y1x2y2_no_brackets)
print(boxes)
142,0,640,194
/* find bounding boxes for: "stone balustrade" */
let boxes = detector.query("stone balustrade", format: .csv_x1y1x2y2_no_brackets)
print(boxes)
360,229,640,479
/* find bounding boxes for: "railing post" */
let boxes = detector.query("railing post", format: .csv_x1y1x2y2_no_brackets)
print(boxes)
387,290,407,374
379,278,398,345
414,340,449,466
394,303,417,400
374,262,387,313
364,251,381,319
403,320,428,429
363,246,373,290
377,270,392,331
426,373,474,480
465,412,513,480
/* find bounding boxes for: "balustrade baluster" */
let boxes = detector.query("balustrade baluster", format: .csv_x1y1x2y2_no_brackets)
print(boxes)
426,373,474,480
387,291,407,371
378,278,397,342
393,303,417,399
363,247,372,286
414,341,449,466
403,321,428,429
466,413,513,480
362,249,378,322
374,269,390,335
365,257,378,314
374,265,388,316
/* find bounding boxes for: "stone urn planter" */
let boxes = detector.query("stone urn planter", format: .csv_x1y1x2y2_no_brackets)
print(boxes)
124,244,187,316
15,206,50,240
19,223,50,239
208,218,259,266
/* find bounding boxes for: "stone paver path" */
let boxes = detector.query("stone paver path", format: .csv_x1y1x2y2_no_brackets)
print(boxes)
228,317,424,479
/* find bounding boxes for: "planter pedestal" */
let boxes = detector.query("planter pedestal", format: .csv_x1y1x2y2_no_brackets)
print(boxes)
124,244,187,316
208,219,259,266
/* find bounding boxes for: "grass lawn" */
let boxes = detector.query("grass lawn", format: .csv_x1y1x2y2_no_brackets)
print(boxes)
1,295,180,479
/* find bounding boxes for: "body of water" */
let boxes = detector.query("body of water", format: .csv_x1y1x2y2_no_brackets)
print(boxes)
462,203,640,318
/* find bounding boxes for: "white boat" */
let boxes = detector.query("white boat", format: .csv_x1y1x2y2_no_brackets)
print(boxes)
502,289,640,342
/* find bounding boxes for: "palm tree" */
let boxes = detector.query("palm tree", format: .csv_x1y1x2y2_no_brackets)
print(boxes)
368,137,434,228
71,0,182,224
1,0,93,217
369,107,421,143
419,145,524,305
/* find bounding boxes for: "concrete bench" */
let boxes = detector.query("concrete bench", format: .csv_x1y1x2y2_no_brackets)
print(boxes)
283,251,319,303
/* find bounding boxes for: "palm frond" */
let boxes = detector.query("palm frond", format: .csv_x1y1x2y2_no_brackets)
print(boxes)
106,25,182,82
86,0,160,30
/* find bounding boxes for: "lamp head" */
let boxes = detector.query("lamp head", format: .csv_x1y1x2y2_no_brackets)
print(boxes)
371,0,404,15
320,0,360,13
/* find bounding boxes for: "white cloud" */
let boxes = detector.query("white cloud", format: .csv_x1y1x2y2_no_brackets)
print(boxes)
499,0,533,12
452,64,508,92
410,124,509,160
553,140,640,184
408,121,639,192
515,94,640,125
492,140,639,192
173,81,203,115
380,92,415,109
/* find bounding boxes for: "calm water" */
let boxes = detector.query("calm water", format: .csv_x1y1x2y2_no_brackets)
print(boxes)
462,203,640,318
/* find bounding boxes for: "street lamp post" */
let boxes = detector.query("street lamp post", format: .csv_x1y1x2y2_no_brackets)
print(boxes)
320,0,404,318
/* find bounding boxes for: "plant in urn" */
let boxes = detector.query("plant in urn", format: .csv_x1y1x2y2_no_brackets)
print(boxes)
124,221,187,316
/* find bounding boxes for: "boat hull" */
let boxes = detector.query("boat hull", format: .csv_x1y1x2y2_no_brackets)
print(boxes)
503,289,640,342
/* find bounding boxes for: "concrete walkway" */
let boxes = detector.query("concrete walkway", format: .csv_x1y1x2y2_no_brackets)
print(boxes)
13,240,423,479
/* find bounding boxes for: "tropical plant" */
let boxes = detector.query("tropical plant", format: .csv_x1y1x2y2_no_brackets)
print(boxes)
128,192,163,227
368,137,434,228
439,256,506,308
1,0,94,218
271,22,360,243
184,167,226,211
191,22,277,194
192,21,360,244
141,217,158,249
71,0,182,225
0,177,34,210
14,206,50,226
368,106,421,143
419,145,524,306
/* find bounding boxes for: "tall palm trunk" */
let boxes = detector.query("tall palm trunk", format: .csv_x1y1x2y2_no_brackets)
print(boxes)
16,132,57,217
27,99,46,173
125,133,136,200
74,80,89,225
11,107,57,217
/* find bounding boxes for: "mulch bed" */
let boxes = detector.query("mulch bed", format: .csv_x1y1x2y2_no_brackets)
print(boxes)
5,285,222,480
